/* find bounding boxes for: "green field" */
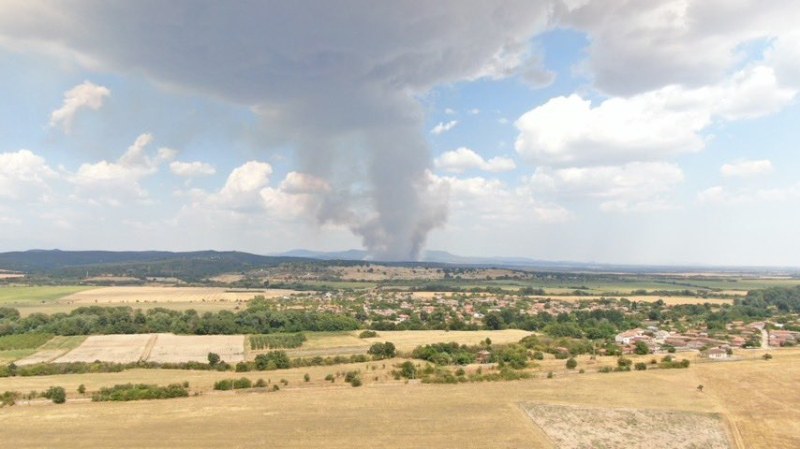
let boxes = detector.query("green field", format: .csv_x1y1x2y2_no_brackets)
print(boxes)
0,286,92,306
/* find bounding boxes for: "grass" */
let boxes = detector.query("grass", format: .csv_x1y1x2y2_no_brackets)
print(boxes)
37,335,87,351
0,334,54,351
0,349,36,365
0,285,92,306
1,346,798,448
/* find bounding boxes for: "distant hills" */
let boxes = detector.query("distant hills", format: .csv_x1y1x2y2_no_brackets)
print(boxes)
0,249,796,278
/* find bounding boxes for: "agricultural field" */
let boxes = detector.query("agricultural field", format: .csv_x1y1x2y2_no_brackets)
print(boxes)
147,334,245,364
522,403,731,449
14,336,86,366
0,286,93,306
284,329,530,358
54,334,154,364
62,286,294,304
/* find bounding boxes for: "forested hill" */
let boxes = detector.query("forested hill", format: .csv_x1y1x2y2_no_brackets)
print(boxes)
0,250,310,279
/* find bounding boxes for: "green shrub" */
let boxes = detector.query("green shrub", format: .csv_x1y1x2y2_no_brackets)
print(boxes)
358,330,378,338
92,383,188,401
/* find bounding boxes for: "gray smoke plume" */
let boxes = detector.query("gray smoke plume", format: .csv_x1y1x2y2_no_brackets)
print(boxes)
0,0,555,259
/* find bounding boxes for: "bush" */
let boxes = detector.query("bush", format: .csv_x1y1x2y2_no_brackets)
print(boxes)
763,353,773,360
598,366,613,373
254,351,291,370
634,362,647,371
254,379,267,388
396,361,417,379
532,351,544,360
367,342,396,359
235,362,251,372
77,384,86,395
213,379,233,391
232,377,252,389
92,383,188,401
565,358,577,369
44,386,66,404
358,330,378,338
207,352,221,366
1,391,19,407
304,373,310,382
324,374,335,382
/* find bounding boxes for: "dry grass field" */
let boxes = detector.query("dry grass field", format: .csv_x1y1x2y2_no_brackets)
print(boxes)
54,334,154,363
1,349,799,448
528,295,733,305
15,336,87,365
281,329,531,358
148,334,245,363
62,286,295,304
523,403,731,448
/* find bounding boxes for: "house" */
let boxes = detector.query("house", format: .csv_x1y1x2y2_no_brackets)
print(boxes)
476,350,491,364
615,328,644,345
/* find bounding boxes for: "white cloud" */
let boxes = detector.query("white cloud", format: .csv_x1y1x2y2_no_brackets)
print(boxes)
514,65,796,166
430,120,459,135
698,184,800,204
469,108,480,115
529,162,684,212
721,160,773,178
49,81,110,132
169,161,216,177
434,147,516,174
279,172,331,194
0,149,57,199
444,108,456,115
560,0,800,95
70,133,176,204
428,172,571,225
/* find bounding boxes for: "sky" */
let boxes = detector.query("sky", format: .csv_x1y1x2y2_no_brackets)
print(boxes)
0,1,799,266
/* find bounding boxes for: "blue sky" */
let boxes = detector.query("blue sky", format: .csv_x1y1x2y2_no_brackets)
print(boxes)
0,1,799,266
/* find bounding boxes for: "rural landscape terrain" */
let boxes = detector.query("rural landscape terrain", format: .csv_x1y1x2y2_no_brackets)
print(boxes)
2,250,800,448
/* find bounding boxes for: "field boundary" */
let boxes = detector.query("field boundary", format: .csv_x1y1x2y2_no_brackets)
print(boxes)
516,402,558,449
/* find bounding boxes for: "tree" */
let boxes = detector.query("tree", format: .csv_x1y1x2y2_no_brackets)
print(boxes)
46,386,66,404
207,352,221,366
368,342,396,360
634,341,650,355
697,384,704,392
565,358,577,370
77,384,86,395
398,361,417,379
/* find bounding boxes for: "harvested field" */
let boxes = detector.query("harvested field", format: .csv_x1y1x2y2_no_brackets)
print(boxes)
147,334,245,363
15,336,87,365
55,334,153,363
283,329,530,358
523,403,731,449
61,286,298,304
529,295,733,305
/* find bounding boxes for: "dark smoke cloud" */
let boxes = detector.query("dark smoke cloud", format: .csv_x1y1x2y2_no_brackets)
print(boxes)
0,0,556,259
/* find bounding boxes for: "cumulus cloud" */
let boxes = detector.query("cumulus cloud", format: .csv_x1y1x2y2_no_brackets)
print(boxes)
0,149,57,200
698,183,800,205
429,172,571,225
185,162,331,221
430,120,459,135
169,161,216,177
529,162,684,212
49,81,110,132
70,133,176,204
434,147,516,173
721,160,773,178
559,0,800,95
514,65,795,166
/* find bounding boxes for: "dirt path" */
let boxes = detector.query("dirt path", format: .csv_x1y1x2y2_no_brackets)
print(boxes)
139,334,159,362
761,328,769,349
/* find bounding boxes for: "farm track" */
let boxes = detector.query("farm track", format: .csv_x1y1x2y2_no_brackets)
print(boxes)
139,334,159,362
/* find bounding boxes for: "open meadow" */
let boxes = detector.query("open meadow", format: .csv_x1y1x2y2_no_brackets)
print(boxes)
1,286,300,316
1,343,799,448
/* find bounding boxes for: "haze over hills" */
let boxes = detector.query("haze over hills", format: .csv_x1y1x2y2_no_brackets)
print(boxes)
1,249,796,278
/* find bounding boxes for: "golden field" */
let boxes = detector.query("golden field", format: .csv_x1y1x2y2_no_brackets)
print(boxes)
1,348,798,448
